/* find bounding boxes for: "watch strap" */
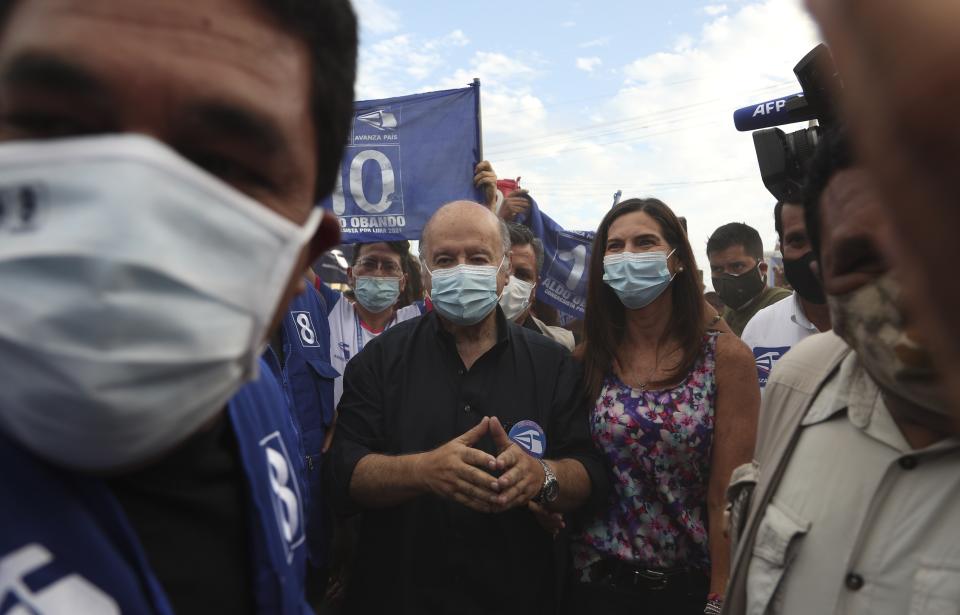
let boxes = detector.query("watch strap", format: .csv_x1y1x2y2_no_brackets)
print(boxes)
534,458,558,503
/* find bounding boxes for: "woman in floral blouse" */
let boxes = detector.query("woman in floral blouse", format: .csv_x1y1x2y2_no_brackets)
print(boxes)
568,198,759,614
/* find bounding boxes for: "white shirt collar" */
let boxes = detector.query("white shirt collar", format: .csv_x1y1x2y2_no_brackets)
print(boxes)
789,291,818,332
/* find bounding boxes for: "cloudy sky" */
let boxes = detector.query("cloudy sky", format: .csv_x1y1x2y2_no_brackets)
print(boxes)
351,0,822,288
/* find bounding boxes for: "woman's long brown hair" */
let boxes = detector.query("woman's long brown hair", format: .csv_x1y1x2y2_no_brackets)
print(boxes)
579,198,706,404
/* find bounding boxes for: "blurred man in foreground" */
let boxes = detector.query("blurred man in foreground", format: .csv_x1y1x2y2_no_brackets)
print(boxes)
0,0,356,612
804,0,960,418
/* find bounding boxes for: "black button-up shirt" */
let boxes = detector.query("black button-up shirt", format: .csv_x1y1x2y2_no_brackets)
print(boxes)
327,308,607,615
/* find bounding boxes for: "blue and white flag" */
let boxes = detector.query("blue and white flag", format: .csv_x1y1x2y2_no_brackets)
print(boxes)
321,84,483,242
524,198,595,321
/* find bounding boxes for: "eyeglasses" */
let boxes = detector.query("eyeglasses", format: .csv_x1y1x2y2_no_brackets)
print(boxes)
356,257,402,275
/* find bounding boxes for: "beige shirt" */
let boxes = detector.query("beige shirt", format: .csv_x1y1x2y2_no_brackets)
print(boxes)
529,314,575,352
745,353,960,615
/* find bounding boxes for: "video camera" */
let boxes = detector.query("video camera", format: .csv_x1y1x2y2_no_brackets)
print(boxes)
732,44,842,202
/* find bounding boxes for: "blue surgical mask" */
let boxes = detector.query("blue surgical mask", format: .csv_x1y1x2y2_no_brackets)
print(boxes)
354,276,401,313
603,249,676,309
427,257,506,326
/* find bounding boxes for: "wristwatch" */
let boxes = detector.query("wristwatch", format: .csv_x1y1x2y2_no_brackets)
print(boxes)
533,459,559,504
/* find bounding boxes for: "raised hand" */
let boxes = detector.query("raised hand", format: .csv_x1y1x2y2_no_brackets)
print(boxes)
473,160,499,209
497,189,532,222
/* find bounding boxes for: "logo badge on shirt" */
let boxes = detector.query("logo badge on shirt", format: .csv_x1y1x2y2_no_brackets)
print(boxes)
291,311,320,348
260,432,306,563
336,341,351,362
753,346,790,388
509,420,546,458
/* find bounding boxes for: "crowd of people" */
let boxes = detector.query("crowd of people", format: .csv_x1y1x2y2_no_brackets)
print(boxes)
1,0,959,614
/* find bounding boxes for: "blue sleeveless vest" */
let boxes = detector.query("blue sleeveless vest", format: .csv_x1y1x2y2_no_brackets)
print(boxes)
263,283,338,568
0,361,311,614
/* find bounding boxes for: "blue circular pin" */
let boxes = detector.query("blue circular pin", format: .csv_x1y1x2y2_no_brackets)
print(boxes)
509,420,546,459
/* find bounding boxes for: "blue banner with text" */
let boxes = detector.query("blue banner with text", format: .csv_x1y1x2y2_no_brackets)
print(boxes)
321,84,482,243
524,198,594,321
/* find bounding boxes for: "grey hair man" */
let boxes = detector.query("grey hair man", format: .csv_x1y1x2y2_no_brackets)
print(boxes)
327,200,607,614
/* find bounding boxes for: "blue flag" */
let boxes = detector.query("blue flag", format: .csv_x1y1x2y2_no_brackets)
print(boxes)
322,84,483,242
524,198,595,320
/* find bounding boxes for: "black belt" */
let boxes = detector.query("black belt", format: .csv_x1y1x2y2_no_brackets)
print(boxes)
583,559,696,592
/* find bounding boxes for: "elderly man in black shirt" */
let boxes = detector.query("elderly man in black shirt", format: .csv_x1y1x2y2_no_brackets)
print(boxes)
327,200,607,615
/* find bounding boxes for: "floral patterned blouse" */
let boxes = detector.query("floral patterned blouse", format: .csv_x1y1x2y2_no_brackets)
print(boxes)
572,332,719,576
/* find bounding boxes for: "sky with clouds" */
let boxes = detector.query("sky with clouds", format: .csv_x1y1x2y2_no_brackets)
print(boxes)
351,0,822,288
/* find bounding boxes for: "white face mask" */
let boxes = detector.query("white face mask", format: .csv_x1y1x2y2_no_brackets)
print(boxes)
498,275,535,322
0,135,321,471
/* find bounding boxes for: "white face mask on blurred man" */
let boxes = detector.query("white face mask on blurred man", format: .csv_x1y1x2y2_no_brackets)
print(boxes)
0,135,321,471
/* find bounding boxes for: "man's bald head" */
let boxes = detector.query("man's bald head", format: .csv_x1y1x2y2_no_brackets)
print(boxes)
419,200,513,298
420,200,511,261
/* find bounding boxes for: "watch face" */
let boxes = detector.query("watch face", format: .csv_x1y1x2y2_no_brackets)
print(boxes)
544,479,559,502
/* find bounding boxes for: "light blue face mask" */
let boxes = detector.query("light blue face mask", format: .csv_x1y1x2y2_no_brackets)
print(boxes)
427,257,506,326
602,249,676,310
354,276,401,313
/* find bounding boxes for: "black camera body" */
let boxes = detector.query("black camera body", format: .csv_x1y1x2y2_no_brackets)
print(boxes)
752,124,820,203
735,44,841,202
